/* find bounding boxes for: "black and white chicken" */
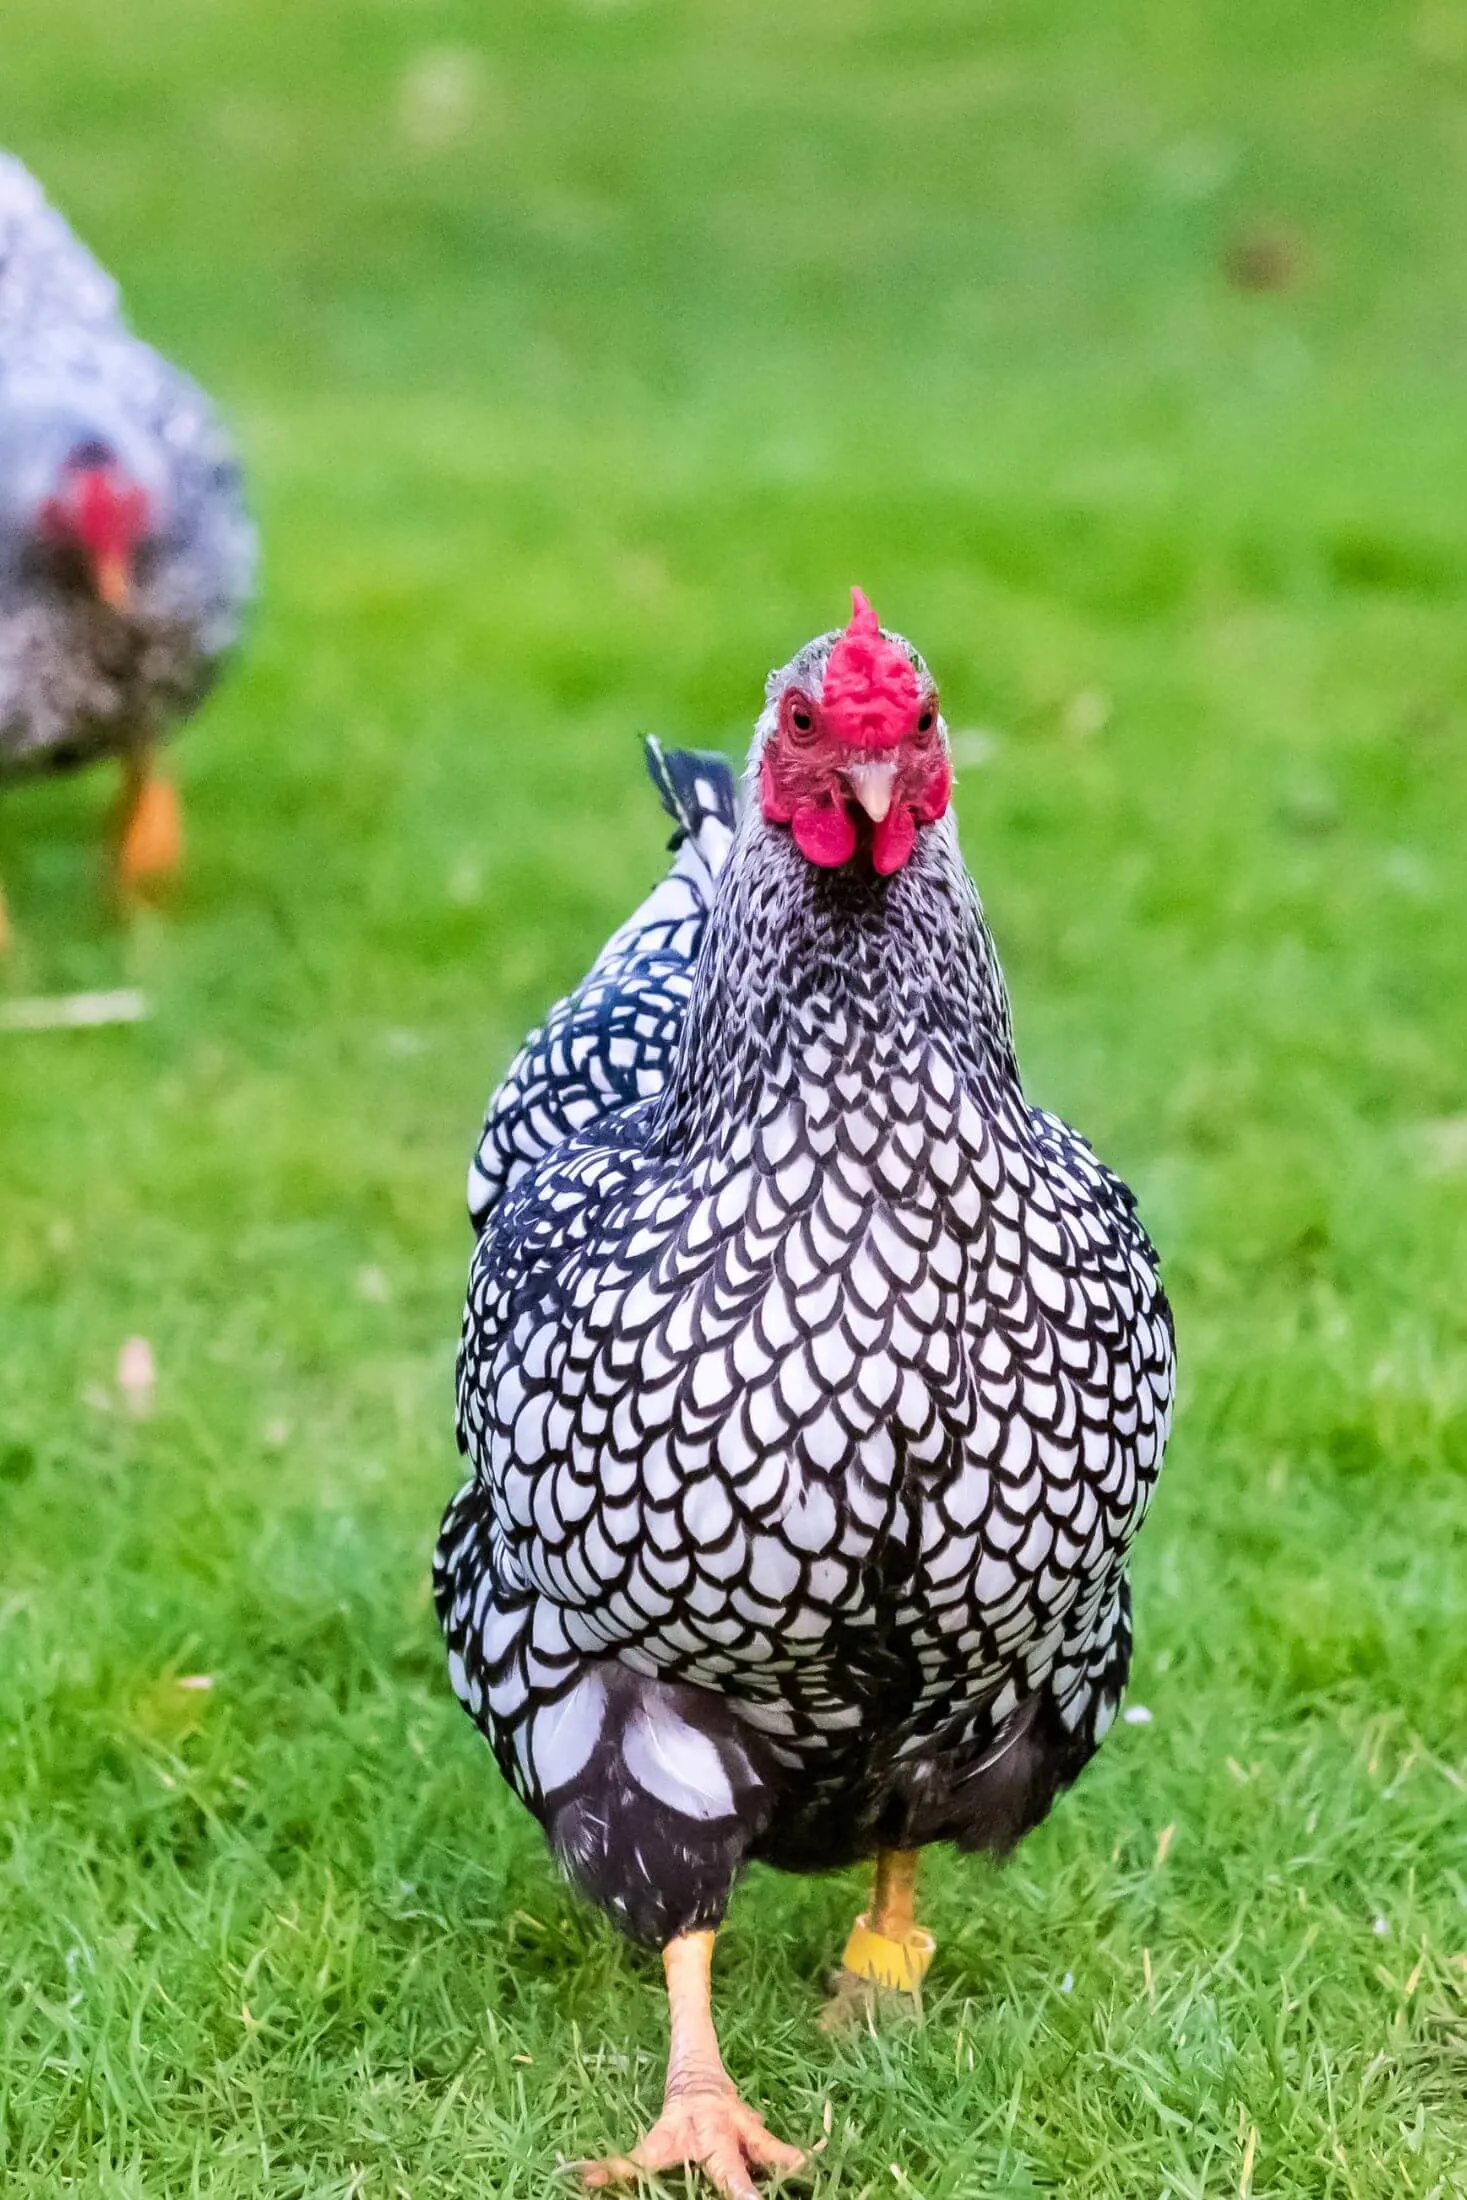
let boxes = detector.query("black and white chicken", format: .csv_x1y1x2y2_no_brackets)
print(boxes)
437,592,1175,2194
0,151,254,940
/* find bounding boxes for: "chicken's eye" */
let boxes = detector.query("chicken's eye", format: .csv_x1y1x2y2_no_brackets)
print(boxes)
783,692,818,742
916,703,936,735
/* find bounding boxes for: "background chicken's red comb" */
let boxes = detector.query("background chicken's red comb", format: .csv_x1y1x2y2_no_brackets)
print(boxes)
73,466,151,559
820,586,919,749
40,464,151,559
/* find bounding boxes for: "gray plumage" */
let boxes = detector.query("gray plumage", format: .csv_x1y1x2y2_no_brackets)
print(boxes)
0,151,254,776
0,151,119,337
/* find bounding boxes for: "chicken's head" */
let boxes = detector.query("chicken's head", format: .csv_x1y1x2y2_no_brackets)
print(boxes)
760,589,952,875
37,439,153,612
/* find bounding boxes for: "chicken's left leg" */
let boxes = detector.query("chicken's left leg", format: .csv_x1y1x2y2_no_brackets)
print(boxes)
583,1931,804,2200
842,1848,936,1989
115,745,182,898
819,1848,936,2029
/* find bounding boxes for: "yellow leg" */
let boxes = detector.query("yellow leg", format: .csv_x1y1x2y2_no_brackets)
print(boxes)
583,1931,804,2199
115,747,182,896
838,1848,936,1992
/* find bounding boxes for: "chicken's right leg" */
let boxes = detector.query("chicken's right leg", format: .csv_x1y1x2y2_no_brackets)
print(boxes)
115,744,181,899
583,1931,804,2200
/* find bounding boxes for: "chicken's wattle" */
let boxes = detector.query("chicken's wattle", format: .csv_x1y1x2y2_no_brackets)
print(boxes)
790,794,857,870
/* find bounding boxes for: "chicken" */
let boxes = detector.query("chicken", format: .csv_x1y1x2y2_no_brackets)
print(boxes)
0,151,255,943
436,592,1175,2195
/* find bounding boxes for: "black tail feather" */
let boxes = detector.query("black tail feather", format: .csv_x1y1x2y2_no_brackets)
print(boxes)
643,737,739,854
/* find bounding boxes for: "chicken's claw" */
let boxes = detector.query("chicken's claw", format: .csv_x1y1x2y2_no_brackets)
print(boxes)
581,2081,804,2200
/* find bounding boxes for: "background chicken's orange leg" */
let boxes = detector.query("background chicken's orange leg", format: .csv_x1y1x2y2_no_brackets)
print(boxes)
116,745,182,897
583,1931,803,2200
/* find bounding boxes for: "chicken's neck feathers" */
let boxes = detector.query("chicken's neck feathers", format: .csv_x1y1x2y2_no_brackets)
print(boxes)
657,809,1018,1150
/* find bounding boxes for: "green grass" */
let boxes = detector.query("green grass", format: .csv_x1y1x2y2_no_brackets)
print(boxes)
3,1,1467,2192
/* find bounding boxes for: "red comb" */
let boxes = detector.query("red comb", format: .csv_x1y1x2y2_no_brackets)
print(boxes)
820,586,919,749
40,462,150,560
74,467,150,559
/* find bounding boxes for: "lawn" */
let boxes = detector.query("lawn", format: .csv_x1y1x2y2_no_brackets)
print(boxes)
3,1,1466,2192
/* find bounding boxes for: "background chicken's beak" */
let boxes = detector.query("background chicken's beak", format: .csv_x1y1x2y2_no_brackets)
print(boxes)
843,758,897,823
93,550,134,613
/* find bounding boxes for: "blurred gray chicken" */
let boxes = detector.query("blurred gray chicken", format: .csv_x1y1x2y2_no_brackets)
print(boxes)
0,151,255,941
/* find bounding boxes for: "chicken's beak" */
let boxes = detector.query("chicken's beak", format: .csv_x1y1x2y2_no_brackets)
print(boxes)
92,550,134,614
843,758,898,824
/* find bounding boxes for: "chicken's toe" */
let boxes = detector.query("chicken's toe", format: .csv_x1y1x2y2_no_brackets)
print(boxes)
582,2084,804,2197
